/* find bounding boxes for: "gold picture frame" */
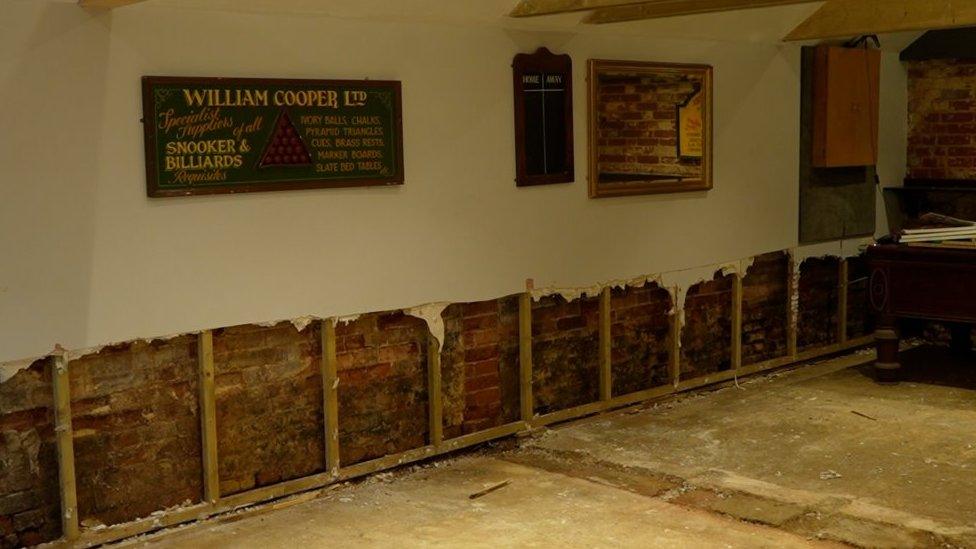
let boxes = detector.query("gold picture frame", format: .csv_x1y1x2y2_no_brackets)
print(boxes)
588,59,713,198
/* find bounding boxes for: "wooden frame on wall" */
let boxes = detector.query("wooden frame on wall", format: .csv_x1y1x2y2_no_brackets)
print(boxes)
587,59,713,198
142,76,405,198
512,48,575,187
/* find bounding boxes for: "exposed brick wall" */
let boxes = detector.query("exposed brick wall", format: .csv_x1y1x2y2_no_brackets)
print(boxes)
0,359,60,548
531,294,600,414
742,252,790,365
440,297,521,439
213,322,324,496
907,59,976,180
336,312,429,465
596,73,702,178
69,337,202,527
610,283,672,396
681,273,733,378
846,256,875,340
797,257,840,351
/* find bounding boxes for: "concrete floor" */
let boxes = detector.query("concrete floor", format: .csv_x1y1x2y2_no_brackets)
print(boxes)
127,346,976,548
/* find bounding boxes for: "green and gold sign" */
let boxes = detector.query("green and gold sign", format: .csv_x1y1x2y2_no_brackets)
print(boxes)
142,76,404,197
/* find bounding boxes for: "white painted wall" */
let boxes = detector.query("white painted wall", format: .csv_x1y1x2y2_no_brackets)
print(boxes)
0,0,907,362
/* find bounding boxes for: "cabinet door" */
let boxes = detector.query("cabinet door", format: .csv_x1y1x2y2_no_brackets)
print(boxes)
812,46,880,168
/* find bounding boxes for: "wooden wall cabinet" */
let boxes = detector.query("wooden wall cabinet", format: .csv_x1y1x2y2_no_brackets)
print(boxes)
812,45,880,168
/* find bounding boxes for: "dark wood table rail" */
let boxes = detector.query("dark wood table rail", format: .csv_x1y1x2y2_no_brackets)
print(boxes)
867,244,976,382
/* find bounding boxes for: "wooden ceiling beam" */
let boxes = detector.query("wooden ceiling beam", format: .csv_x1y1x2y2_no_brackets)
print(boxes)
785,0,976,41
583,0,821,24
78,0,149,9
510,0,667,17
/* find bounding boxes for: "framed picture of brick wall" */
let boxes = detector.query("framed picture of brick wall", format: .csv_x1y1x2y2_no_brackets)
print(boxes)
588,59,712,198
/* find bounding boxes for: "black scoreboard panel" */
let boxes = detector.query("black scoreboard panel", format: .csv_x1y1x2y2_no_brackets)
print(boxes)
522,72,569,177
513,49,574,187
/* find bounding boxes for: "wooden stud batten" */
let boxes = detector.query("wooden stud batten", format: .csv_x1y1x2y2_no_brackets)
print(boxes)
518,293,534,424
321,320,340,476
838,259,849,344
78,0,149,8
197,330,219,503
787,256,799,360
731,273,744,371
52,354,80,541
427,333,444,448
599,287,612,401
668,287,682,386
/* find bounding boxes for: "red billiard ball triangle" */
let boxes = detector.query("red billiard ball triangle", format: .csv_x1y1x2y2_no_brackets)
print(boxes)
258,110,312,168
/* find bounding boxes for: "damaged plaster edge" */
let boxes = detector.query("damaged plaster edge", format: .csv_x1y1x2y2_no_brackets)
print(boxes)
331,313,363,326
254,315,320,332
62,330,198,363
530,272,663,303
403,302,452,350
3,242,866,383
530,254,768,317
0,357,42,384
792,236,874,265
660,258,755,314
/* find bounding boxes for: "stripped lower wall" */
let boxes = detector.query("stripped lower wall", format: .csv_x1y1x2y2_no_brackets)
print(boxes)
213,323,324,496
0,247,876,548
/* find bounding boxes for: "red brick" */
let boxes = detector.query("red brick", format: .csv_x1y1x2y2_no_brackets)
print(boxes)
464,373,500,393
468,359,500,377
467,387,502,407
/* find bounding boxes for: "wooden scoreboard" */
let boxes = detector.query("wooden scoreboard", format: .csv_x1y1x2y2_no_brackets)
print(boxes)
512,48,575,187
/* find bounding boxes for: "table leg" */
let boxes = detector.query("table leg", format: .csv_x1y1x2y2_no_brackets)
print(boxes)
874,315,900,384
949,323,973,357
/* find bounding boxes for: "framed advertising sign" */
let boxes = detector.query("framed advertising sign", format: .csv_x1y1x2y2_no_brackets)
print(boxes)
512,48,574,187
142,76,404,197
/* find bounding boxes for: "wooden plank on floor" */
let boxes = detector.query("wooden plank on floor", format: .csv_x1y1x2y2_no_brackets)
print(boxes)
321,320,340,476
52,353,80,541
198,330,219,503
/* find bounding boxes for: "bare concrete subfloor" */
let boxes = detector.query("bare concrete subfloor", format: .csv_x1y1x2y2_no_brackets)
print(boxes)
128,346,976,549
